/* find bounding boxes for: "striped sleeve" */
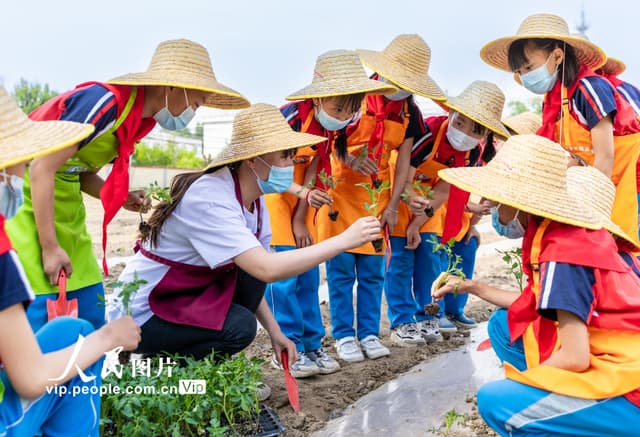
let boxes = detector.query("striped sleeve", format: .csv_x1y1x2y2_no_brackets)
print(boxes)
617,81,640,116
537,261,595,323
280,102,302,132
59,84,118,148
571,76,617,130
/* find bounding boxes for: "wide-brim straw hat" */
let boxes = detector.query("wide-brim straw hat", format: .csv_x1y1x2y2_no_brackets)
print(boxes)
206,103,327,169
438,134,600,229
108,39,250,109
0,86,94,170
480,14,606,72
566,166,638,248
502,111,542,135
356,34,446,101
442,81,510,138
598,57,626,76
286,50,397,100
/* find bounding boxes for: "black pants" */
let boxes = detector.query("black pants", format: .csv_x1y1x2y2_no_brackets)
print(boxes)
137,270,265,360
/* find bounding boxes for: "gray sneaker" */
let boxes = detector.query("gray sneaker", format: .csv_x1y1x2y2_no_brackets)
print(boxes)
307,348,341,374
335,336,365,363
390,323,426,347
271,352,320,378
418,319,444,343
360,335,390,359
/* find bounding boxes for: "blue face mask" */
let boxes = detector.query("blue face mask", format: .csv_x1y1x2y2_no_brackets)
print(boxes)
378,76,412,101
0,172,24,219
253,157,294,194
519,54,558,95
491,206,525,239
315,102,351,131
153,89,195,131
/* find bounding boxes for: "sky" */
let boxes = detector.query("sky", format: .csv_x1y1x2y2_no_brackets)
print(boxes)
1,0,638,115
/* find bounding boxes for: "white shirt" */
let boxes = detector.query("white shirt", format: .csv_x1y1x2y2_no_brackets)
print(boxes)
108,167,271,326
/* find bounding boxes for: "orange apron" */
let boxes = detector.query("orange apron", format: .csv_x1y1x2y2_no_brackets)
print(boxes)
506,219,640,399
264,110,318,246
316,101,409,254
556,85,640,246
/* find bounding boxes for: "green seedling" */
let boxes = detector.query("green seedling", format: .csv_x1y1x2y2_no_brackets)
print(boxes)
138,181,172,235
497,247,524,292
318,169,342,221
426,409,466,436
429,235,466,296
401,181,435,217
356,180,390,252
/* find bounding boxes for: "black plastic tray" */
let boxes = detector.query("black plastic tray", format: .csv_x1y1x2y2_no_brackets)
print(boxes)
244,404,286,437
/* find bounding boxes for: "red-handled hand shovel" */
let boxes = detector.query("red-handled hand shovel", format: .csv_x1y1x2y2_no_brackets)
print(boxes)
281,350,300,412
46,269,78,321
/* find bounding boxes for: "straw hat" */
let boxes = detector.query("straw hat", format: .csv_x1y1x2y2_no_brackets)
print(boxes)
566,166,638,247
480,14,606,72
286,50,397,100
502,111,542,135
206,103,327,168
598,57,626,76
356,34,446,101
442,81,510,138
108,39,250,109
0,86,94,170
438,134,600,229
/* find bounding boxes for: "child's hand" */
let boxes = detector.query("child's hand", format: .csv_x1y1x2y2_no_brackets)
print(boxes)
103,316,141,352
408,195,431,216
307,189,332,208
405,224,421,250
346,155,378,175
341,216,381,249
431,272,467,300
292,219,313,248
123,190,151,213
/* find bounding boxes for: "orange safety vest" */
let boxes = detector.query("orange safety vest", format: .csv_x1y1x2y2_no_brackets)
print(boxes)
316,100,409,254
506,219,640,402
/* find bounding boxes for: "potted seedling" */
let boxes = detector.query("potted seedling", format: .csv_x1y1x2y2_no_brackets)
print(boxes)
497,247,524,292
317,169,342,222
401,180,435,217
138,181,172,235
356,179,390,252
103,272,147,364
426,236,466,315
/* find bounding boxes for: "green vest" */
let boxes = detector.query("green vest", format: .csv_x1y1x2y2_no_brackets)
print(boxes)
7,88,138,294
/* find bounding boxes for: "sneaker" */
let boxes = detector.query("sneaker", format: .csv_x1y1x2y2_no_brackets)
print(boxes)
335,336,365,363
257,382,271,401
438,315,458,334
307,348,341,374
271,352,320,378
360,335,391,359
418,319,443,343
446,312,477,329
390,323,426,347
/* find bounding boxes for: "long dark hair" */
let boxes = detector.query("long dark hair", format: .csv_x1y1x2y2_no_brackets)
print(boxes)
508,39,580,87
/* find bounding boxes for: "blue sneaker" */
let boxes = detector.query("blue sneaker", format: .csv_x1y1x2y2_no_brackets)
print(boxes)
446,312,477,329
437,315,457,333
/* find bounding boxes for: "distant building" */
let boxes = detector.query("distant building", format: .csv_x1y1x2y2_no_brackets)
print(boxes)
195,107,238,160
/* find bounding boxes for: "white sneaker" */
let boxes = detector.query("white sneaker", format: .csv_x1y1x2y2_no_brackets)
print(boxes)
307,348,341,374
390,323,426,347
418,319,443,343
271,352,320,378
360,335,390,359
335,336,365,363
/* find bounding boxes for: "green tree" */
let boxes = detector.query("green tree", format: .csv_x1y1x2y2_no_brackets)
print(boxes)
11,78,58,114
507,97,542,116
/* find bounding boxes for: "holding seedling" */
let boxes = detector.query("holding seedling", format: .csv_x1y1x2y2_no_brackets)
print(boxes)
138,181,172,235
402,181,435,218
356,180,390,252
317,169,342,222
429,235,466,297
497,247,524,292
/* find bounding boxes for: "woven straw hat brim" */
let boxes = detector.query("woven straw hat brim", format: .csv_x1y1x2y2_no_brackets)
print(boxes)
502,112,542,135
108,73,250,109
600,57,626,76
286,79,396,100
443,96,510,138
480,35,606,72
205,103,327,169
439,165,599,229
357,49,446,101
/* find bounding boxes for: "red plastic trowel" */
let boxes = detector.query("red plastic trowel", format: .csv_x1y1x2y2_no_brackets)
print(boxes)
281,350,300,412
46,269,78,321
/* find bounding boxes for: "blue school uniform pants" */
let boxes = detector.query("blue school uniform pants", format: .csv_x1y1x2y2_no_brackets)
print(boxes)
0,317,103,436
266,245,324,352
442,236,478,317
326,251,383,340
479,309,640,436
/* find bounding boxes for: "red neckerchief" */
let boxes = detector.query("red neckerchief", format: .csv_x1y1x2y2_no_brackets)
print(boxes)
0,215,12,256
508,220,629,360
292,100,335,190
599,71,624,88
29,82,156,274
365,75,405,184
537,65,597,141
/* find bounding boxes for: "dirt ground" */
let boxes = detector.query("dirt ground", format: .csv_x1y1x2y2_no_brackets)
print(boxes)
86,194,512,436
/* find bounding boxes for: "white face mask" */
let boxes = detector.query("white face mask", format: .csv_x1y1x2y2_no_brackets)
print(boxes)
446,123,480,152
315,102,351,131
0,170,24,219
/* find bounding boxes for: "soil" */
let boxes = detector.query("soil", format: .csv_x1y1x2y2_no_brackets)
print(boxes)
86,194,512,437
